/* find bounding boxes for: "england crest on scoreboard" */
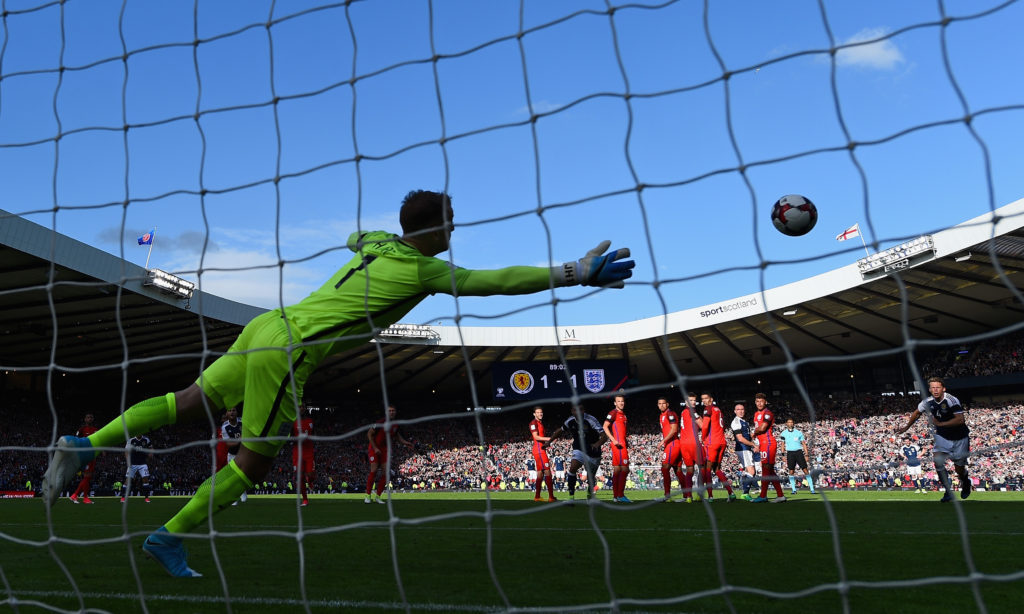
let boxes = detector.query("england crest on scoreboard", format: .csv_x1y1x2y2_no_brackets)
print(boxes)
583,369,606,393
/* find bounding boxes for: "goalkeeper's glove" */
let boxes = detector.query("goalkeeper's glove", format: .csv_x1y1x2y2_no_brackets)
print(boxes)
556,240,635,288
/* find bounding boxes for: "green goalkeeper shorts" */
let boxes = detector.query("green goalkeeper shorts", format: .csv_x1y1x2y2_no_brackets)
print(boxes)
196,309,316,458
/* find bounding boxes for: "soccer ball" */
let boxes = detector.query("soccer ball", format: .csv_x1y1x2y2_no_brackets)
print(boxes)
770,194,818,237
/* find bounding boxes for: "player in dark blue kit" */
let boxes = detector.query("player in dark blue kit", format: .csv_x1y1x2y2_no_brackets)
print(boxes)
547,405,608,502
122,435,155,503
730,402,757,500
900,440,925,493
895,377,971,502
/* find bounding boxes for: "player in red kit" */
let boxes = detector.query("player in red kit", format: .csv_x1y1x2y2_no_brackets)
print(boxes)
678,393,704,502
292,405,315,506
657,397,686,501
365,405,414,504
603,394,631,503
69,413,98,504
529,406,556,502
697,393,736,502
751,393,786,503
214,410,229,472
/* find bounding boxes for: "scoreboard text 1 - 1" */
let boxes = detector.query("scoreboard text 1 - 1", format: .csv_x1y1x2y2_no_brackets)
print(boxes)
492,360,629,401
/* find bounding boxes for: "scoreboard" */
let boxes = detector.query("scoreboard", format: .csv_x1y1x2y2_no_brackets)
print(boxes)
491,360,629,402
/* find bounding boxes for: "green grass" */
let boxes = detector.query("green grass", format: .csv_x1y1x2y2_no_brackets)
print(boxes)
3,490,1023,613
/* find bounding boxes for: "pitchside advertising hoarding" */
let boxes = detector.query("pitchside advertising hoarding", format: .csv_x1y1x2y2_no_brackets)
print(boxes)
492,360,629,401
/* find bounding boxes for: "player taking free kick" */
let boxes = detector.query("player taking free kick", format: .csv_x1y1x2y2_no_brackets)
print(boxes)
41,190,634,577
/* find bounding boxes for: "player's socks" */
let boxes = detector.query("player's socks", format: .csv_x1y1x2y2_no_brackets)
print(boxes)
715,470,734,494
789,476,798,492
544,475,555,498
375,476,387,497
703,469,713,497
164,460,254,534
365,472,376,497
935,467,953,495
566,472,577,497
661,467,672,498
682,473,693,499
89,393,177,450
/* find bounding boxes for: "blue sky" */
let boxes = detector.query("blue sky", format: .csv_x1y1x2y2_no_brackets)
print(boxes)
3,0,1023,327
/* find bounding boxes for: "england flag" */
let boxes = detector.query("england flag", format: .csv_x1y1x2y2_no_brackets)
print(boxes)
836,224,860,242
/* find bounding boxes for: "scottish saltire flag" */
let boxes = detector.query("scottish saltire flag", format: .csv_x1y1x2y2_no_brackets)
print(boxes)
836,224,860,242
137,229,155,245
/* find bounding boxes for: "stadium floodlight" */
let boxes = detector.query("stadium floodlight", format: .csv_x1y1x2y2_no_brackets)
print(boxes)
377,323,439,340
856,235,935,280
143,268,195,299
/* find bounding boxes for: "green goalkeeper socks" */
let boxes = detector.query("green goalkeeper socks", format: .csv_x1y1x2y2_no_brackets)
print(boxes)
165,460,254,535
88,393,177,449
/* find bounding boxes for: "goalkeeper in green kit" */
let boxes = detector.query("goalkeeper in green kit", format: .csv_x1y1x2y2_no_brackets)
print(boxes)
42,190,635,578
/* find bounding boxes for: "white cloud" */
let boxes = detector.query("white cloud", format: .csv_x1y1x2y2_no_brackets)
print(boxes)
834,27,905,70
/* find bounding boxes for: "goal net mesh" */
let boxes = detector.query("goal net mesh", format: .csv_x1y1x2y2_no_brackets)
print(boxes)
3,0,1024,612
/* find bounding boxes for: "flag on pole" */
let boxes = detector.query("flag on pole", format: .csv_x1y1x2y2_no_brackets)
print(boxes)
137,229,155,245
836,224,860,242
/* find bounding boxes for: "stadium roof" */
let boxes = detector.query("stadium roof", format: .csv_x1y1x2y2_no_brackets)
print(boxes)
3,199,1024,406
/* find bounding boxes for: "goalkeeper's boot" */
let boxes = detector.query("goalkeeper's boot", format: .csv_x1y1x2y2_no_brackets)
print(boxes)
749,497,768,503
961,480,971,500
143,527,202,578
42,436,96,507
939,492,954,503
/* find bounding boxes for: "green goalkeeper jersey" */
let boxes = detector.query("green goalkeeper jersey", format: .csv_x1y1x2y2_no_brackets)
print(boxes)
279,231,556,363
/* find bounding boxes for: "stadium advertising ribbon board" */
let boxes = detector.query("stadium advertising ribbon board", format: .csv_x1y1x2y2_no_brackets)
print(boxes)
492,360,629,402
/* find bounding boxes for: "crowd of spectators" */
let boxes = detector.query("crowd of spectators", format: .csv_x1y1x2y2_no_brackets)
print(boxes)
3,390,1022,496
921,334,1024,380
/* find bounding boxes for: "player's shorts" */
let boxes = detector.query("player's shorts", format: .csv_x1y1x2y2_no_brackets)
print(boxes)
705,441,726,465
787,451,808,471
528,470,537,482
736,449,754,468
125,464,150,480
661,440,681,467
367,445,388,466
292,449,315,474
611,444,629,467
570,449,600,474
758,441,777,466
679,443,700,468
197,309,317,458
907,464,923,476
532,448,551,471
555,469,565,480
932,434,970,464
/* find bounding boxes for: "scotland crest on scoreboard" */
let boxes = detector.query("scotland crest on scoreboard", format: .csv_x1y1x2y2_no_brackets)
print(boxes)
583,369,606,393
510,370,535,394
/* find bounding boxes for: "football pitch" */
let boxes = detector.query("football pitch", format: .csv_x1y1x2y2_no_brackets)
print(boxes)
3,490,1022,614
